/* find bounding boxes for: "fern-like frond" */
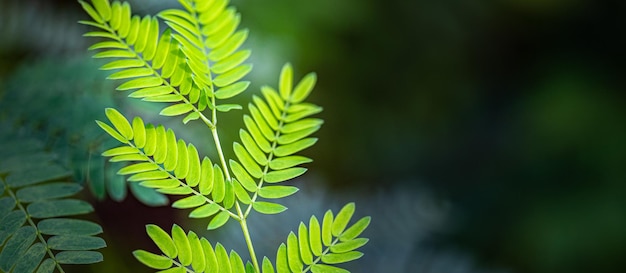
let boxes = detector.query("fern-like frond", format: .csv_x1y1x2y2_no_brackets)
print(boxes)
261,203,370,273
80,0,213,125
134,224,246,272
158,0,253,106
227,63,322,216
0,134,105,272
97,108,242,229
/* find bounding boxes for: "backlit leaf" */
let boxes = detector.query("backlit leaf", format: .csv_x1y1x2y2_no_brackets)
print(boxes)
133,250,172,269
264,168,307,183
258,186,298,199
146,224,177,258
279,63,293,100
291,72,317,103
332,203,355,237
207,211,230,230
160,103,194,116
252,201,287,215
172,224,192,266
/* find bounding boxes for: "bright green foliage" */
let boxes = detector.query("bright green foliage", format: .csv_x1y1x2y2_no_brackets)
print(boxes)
135,224,245,272
80,0,369,272
0,130,105,272
261,203,370,273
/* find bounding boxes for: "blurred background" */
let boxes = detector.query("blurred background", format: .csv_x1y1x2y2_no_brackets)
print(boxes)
1,0,625,272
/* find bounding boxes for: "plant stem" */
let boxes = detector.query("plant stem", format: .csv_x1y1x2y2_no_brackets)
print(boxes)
210,126,260,272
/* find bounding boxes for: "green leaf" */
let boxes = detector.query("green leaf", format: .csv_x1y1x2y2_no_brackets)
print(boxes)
200,238,218,272
107,67,153,80
339,216,371,241
321,251,363,264
277,126,320,145
281,119,323,134
233,143,263,178
16,182,82,203
213,64,252,87
291,72,317,103
248,104,275,141
332,203,355,237
133,117,147,148
275,244,289,273
273,138,318,157
105,108,133,140
37,218,102,236
130,183,169,206
96,120,127,143
91,0,111,21
100,59,144,70
269,156,312,170
243,115,272,153
216,104,243,112
146,224,177,258
284,104,323,123
264,168,307,183
78,1,103,23
257,186,298,199
214,243,231,272
0,211,26,247
252,96,279,130
198,158,214,195
239,129,268,166
128,170,170,182
118,162,159,175
37,258,56,273
189,203,220,219
93,50,135,58
109,154,148,162
233,180,252,204
279,63,293,100
47,235,106,250
172,224,192,266
129,86,174,98
0,226,36,272
157,187,193,195
330,238,369,253
252,201,287,214
230,251,246,273
298,223,313,265
174,140,189,179
117,76,163,91
309,216,323,256
188,231,206,272
160,104,194,116
262,257,275,273
172,195,205,209
229,160,257,192
55,251,103,264
208,29,248,62
322,210,333,246
183,112,200,124
27,199,93,218
207,211,230,230
153,29,172,69
13,242,46,273
286,232,302,272
212,165,225,202
133,250,173,269
212,50,250,74
310,264,349,273
102,146,138,156
140,179,179,189
215,81,250,99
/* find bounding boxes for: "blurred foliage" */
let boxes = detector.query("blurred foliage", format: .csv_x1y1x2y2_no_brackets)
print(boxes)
1,0,625,272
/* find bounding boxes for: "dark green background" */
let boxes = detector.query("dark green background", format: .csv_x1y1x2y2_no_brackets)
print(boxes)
1,0,624,272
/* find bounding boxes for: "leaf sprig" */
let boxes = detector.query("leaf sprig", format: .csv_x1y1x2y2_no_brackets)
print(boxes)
0,134,105,273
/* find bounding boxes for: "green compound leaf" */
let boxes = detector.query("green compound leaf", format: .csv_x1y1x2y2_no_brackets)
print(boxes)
133,250,173,269
252,201,287,215
146,224,177,258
